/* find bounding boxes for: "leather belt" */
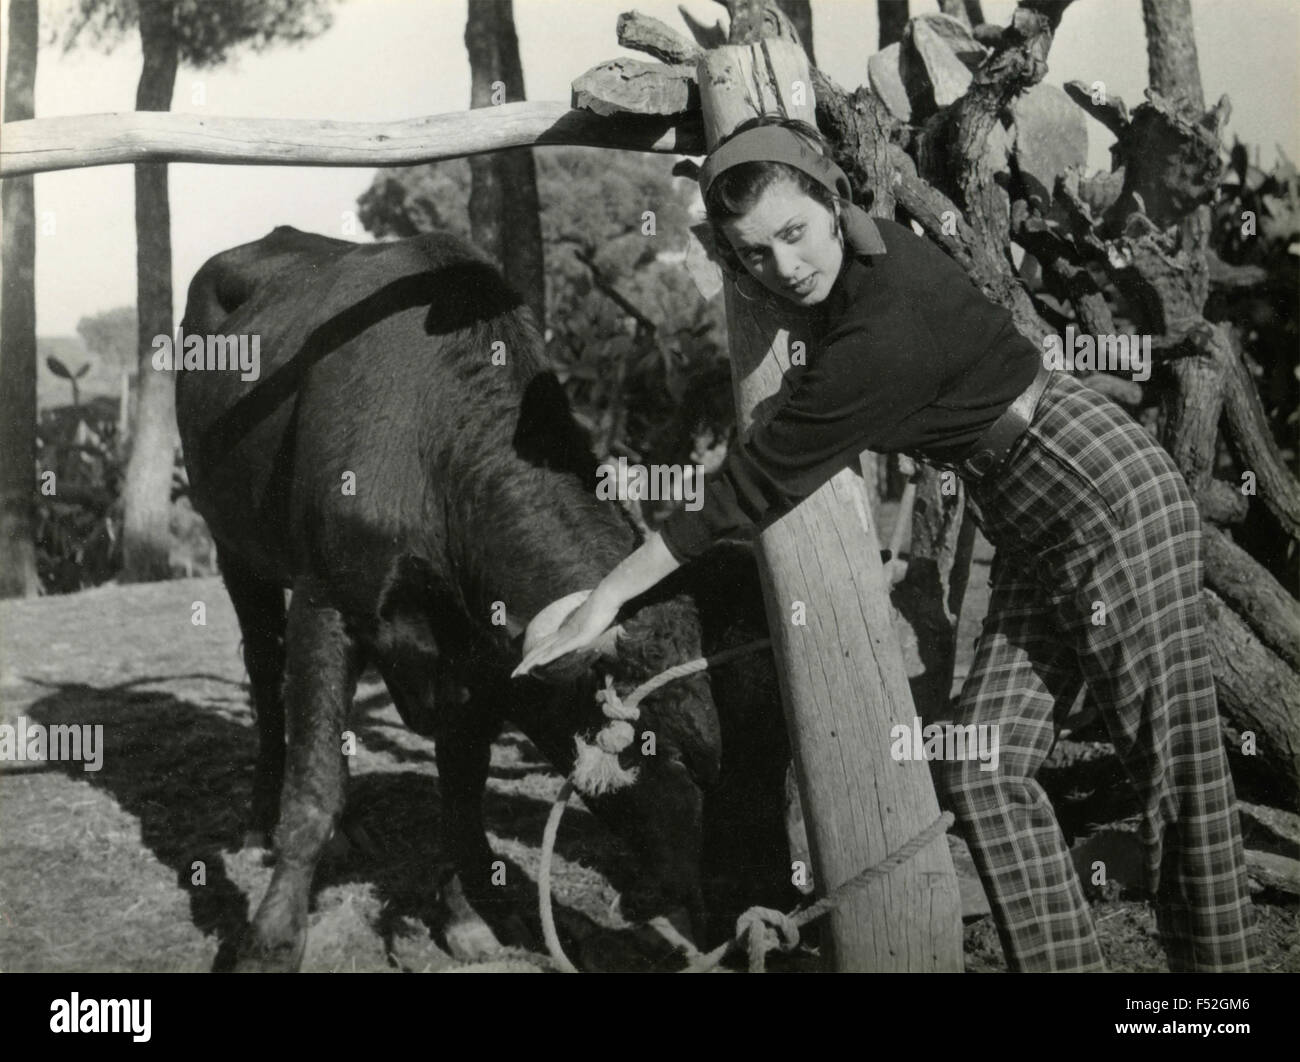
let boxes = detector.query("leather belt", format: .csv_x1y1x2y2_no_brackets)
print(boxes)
960,362,1054,479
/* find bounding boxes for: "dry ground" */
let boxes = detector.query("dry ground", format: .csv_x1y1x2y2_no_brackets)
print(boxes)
1,544,1295,973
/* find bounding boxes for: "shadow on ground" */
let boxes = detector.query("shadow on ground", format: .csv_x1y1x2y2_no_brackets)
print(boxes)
20,674,759,971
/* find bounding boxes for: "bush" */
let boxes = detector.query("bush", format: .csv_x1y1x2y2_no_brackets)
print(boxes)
35,397,123,593
34,396,217,592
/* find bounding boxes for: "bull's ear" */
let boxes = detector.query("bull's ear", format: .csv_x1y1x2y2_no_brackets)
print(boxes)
514,372,599,488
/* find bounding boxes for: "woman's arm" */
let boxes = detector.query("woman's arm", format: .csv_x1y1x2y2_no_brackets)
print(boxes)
511,530,681,676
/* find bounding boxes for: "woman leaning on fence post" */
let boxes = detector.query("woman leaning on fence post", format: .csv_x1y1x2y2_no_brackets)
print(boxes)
514,115,1258,973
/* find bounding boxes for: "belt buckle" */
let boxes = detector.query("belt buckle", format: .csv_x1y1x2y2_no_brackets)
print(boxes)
965,449,997,478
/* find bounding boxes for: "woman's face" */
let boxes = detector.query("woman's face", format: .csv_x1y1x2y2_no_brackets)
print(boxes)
719,179,843,307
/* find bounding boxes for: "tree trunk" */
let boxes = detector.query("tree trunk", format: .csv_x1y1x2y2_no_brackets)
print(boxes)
1221,321,1300,539
878,1,909,49
774,0,815,64
697,39,962,972
938,0,970,27
0,0,40,598
1036,66,1300,798
1141,0,1203,111
1141,0,1209,492
1203,591,1299,809
119,369,131,444
465,0,545,327
1156,323,1226,497
726,0,770,45
1203,524,1300,676
1111,4,1300,799
120,0,179,583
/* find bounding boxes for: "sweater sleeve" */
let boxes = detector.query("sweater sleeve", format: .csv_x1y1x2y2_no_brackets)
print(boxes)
659,302,940,563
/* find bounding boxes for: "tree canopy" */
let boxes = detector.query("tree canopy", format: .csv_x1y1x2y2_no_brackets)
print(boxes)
76,305,138,376
358,148,728,467
60,0,334,66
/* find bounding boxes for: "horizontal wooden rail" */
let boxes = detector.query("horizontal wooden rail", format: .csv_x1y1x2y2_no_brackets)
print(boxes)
0,101,704,177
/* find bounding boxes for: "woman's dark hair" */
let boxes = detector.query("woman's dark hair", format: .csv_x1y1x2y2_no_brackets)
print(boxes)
702,115,847,275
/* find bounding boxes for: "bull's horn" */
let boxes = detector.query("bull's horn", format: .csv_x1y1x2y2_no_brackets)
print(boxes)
591,623,625,659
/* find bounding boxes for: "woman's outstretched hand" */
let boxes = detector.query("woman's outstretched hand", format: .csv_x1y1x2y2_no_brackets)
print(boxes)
511,588,620,677
511,533,682,678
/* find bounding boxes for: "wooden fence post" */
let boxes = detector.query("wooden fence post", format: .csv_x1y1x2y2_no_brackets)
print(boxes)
697,38,962,971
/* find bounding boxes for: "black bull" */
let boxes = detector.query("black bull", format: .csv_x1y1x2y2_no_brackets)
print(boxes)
176,226,794,971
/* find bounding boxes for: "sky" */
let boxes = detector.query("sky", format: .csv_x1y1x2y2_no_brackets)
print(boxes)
2,0,1297,336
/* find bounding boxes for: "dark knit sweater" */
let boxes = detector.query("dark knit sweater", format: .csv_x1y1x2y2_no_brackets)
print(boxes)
660,216,1039,563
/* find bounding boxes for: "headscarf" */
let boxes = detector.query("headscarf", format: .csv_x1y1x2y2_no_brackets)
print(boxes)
698,124,852,202
698,124,887,258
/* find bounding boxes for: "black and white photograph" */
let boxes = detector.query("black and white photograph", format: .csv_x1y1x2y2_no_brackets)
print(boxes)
0,0,1296,1000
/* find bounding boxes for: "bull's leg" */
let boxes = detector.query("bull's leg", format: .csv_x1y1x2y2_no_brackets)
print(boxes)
434,687,532,958
216,546,287,843
431,691,504,898
236,581,361,972
377,655,508,959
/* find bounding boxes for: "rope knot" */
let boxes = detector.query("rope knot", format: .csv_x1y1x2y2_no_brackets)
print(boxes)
595,719,636,753
735,906,801,973
595,674,641,721
570,676,642,797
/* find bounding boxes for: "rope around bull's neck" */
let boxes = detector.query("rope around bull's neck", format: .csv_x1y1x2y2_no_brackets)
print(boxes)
541,638,772,973
537,638,956,974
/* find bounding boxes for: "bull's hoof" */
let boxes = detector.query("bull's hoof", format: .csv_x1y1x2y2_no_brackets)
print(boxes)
239,830,277,868
233,933,305,973
440,872,505,962
443,912,504,963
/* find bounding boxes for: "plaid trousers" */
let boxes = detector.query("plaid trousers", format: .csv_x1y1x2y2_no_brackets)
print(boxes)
943,371,1257,972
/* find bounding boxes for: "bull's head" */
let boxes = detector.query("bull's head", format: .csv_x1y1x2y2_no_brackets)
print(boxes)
523,588,721,939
